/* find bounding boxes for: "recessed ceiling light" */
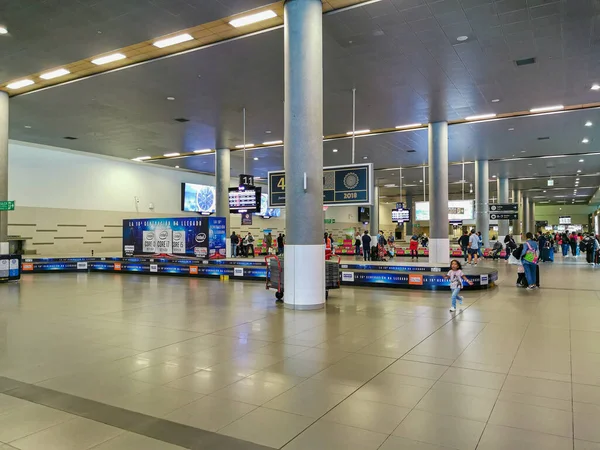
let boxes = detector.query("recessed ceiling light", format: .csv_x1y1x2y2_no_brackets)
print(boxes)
167,97,175,101
491,99,500,103
521,150,526,153
577,169,582,173
592,84,600,91
579,159,585,162
543,190,546,193
395,123,422,129
576,178,580,181
0,27,7,35
263,140,283,145
40,68,70,80
384,184,397,187
24,125,31,129
456,35,468,41
153,33,193,48
265,130,272,134
419,179,423,182
91,53,126,65
465,113,497,121
132,156,151,161
492,175,497,178
6,79,34,90
582,138,590,143
163,152,180,157
363,156,368,160
530,105,564,113
509,128,515,131
332,149,338,152
235,144,255,148
229,10,277,28
528,163,533,166
175,165,180,169
193,149,212,154
347,129,371,135
585,121,593,127
253,157,259,161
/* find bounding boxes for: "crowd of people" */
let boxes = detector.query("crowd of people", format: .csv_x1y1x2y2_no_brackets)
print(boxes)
229,231,286,258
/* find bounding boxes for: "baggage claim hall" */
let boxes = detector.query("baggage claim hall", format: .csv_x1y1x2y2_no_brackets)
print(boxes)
1,1,600,449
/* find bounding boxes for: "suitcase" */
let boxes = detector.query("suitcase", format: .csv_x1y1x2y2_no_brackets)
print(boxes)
548,247,554,262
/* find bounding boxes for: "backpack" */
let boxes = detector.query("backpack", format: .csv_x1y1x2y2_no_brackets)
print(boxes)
523,242,539,264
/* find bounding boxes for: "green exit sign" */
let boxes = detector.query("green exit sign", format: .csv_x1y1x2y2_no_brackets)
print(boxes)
324,218,335,224
0,201,15,211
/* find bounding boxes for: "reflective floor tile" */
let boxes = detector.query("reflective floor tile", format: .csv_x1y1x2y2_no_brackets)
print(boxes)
11,417,122,450
392,409,485,450
439,367,506,390
263,381,350,418
165,396,256,432
282,420,387,450
574,411,600,443
415,387,496,422
573,383,600,406
0,403,74,443
111,385,203,417
351,380,429,408
164,370,245,395
91,431,185,449
384,360,449,380
503,375,572,401
211,377,293,406
219,407,314,448
322,397,411,434
498,390,573,412
575,440,600,449
378,436,456,450
489,400,573,438
477,424,573,450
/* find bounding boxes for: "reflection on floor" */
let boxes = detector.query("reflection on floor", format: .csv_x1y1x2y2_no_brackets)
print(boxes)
0,257,599,449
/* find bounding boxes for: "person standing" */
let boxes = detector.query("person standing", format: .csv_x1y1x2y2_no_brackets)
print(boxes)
245,232,255,258
458,230,470,262
409,234,419,261
324,232,332,260
230,231,239,258
277,233,284,255
504,234,516,261
361,231,371,261
521,232,539,290
468,230,479,265
265,232,273,255
476,231,484,258
570,231,578,256
538,232,547,262
354,233,362,258
561,232,570,257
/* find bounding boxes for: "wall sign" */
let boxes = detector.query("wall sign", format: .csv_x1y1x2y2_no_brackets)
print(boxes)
268,163,373,207
489,203,518,212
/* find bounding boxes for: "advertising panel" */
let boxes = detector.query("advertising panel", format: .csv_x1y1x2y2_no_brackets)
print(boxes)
181,183,216,214
0,255,21,282
122,217,226,259
268,163,373,207
415,200,475,221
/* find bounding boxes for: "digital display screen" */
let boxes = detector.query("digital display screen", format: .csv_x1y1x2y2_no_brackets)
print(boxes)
559,216,572,225
181,183,216,214
258,194,281,218
392,208,411,223
229,187,261,213
358,207,370,223
415,200,474,221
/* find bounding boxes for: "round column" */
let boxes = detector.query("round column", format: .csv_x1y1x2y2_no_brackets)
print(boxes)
215,148,231,237
498,177,510,238
428,122,449,264
522,194,530,236
475,160,490,248
0,92,8,249
370,185,380,237
283,0,325,309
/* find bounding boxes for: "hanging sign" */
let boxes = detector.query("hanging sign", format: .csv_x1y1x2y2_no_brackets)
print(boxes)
268,163,373,207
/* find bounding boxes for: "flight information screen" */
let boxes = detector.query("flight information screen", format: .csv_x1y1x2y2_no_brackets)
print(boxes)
228,187,261,213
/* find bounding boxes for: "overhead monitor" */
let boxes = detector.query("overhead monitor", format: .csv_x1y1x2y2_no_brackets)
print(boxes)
229,186,261,213
257,194,281,218
415,200,475,221
181,183,216,214
559,216,572,225
392,208,411,223
358,206,370,223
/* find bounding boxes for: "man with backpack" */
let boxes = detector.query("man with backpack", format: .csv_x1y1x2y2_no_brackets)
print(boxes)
458,230,470,262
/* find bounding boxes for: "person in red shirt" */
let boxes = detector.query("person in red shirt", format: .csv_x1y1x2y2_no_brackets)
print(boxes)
409,235,419,261
324,232,332,260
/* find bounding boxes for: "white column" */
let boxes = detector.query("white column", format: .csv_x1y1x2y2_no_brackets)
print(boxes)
498,178,509,238
0,92,7,253
428,122,449,264
475,160,490,248
284,0,325,309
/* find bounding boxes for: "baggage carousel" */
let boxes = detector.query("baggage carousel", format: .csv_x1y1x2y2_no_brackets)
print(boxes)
21,256,498,290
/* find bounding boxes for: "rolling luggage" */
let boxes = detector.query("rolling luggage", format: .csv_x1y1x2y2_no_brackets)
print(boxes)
547,247,554,262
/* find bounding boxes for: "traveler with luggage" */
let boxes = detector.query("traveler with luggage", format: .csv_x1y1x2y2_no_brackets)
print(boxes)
491,240,503,260
521,232,539,290
409,235,419,261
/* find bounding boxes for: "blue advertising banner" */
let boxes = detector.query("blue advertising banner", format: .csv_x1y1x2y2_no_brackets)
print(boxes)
122,217,227,259
268,163,373,207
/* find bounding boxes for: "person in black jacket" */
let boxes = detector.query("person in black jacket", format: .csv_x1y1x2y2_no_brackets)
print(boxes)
361,231,372,261
504,234,516,260
458,230,470,262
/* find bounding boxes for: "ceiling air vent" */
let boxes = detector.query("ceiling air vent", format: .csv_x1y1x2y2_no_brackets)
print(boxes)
537,136,550,140
63,136,78,140
174,118,190,123
407,149,416,153
515,57,536,66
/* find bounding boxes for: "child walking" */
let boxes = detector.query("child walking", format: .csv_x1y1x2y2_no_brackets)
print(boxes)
444,260,474,312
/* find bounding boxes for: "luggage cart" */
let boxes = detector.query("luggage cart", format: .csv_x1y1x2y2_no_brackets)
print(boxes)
265,255,340,303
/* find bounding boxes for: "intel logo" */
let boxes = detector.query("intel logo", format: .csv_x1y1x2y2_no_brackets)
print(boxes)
195,233,206,243
159,231,169,240
146,232,155,240
173,232,183,241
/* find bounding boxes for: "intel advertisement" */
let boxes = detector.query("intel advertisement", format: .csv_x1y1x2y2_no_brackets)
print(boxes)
122,217,226,259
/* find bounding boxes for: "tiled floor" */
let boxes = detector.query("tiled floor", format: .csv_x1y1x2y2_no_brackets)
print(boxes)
0,257,600,449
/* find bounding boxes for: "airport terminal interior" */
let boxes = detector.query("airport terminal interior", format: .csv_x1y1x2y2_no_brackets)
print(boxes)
2,0,600,449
